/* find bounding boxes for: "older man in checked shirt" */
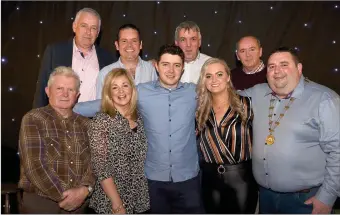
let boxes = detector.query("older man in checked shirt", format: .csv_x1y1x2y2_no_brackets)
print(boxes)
18,66,95,213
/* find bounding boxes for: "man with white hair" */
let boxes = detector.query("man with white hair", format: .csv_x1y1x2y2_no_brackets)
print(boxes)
33,7,115,108
19,66,95,213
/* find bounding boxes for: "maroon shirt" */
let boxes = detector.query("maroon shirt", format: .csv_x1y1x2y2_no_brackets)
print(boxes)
231,66,267,90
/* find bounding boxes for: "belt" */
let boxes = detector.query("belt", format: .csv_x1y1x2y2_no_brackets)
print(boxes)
202,161,251,174
262,186,319,194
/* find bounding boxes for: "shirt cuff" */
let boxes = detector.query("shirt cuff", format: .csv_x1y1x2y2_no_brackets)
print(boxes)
315,187,337,207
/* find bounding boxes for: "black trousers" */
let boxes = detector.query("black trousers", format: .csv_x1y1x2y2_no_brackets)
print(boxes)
147,175,205,214
201,160,258,214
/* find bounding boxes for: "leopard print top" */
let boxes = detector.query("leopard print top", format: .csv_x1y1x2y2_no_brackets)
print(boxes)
88,112,150,214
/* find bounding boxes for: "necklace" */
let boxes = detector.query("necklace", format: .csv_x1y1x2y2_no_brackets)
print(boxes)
266,95,295,145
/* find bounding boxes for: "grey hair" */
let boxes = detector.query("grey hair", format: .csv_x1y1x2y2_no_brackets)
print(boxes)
174,21,201,41
74,8,101,30
47,66,81,92
235,36,261,52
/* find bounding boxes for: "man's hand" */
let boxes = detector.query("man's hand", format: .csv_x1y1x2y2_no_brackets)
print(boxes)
58,186,88,211
304,196,332,214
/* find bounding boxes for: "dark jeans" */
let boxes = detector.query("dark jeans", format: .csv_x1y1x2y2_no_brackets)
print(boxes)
147,175,205,214
201,160,258,214
259,186,319,214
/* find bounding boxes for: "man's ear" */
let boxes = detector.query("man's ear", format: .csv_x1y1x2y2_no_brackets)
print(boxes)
72,22,77,34
235,52,240,61
45,87,50,98
114,41,119,51
175,40,179,46
140,40,143,50
297,63,303,75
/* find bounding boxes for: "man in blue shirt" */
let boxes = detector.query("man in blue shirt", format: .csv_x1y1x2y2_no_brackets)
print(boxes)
137,44,202,213
73,45,204,213
240,47,340,214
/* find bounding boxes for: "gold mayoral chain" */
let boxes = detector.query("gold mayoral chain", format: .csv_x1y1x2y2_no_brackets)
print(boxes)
266,95,296,145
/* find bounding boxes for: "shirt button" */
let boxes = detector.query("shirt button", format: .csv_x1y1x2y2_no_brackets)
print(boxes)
263,158,266,160
169,135,171,137
169,104,171,107
70,179,73,182
66,130,69,133
68,146,71,148
169,119,171,122
169,150,172,153
170,165,172,167
50,144,53,146
70,161,73,164
266,173,268,176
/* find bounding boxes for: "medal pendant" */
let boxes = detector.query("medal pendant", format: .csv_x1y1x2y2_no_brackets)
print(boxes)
266,134,275,145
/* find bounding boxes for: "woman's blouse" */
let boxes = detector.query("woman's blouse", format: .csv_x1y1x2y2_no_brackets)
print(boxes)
199,96,253,165
88,112,150,214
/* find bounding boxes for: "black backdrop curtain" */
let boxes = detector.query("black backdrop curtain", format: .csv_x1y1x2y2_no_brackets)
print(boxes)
1,1,340,151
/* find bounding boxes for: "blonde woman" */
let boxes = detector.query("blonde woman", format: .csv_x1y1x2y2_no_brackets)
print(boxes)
196,58,257,213
88,68,150,214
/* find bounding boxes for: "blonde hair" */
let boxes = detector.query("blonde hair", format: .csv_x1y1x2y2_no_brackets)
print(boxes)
100,68,137,120
196,58,246,131
47,66,80,92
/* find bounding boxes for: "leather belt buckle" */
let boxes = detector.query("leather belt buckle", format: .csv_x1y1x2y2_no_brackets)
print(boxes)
217,165,226,174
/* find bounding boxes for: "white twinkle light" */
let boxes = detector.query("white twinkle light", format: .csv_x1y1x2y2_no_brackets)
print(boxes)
8,87,13,92
207,44,210,47
157,1,160,4
12,118,15,122
123,14,126,17
335,5,338,9
270,6,273,10
183,14,186,18
71,17,74,20
334,68,339,72
332,40,336,44
12,37,15,40
37,55,40,58
40,20,43,24
238,20,242,24
154,31,157,35
16,7,19,10
214,11,218,14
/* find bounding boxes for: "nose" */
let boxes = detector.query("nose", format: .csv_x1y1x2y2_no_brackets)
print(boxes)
211,75,217,82
62,89,69,97
185,40,191,47
245,50,251,57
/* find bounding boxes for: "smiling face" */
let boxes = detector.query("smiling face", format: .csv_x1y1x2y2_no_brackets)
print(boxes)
267,52,302,98
115,28,142,61
110,75,133,109
175,28,201,63
236,36,262,72
204,63,230,95
72,12,100,51
156,53,184,89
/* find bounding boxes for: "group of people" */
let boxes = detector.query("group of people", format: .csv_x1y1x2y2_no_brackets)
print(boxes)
18,7,339,214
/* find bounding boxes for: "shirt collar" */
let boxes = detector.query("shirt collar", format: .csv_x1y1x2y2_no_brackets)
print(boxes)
73,37,95,55
242,60,265,74
265,75,306,99
118,56,142,69
46,104,77,121
154,79,184,90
